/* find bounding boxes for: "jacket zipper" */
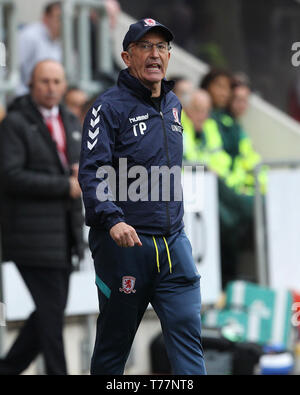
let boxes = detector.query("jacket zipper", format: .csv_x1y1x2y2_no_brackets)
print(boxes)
160,110,171,235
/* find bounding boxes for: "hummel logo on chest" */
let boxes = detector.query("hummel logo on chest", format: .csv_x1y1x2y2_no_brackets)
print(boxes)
129,113,149,124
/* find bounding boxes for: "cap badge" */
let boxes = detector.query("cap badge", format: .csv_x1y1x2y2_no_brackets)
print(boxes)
144,18,156,27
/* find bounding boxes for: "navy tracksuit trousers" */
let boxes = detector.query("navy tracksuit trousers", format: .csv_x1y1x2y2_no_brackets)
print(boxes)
89,227,206,375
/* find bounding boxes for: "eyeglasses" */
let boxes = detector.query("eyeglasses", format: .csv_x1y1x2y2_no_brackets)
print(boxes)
128,40,171,54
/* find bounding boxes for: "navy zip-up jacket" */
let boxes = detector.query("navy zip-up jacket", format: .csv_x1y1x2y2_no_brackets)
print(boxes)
79,68,184,236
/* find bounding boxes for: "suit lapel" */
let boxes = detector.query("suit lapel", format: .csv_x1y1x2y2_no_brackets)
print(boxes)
24,101,67,174
60,107,72,165
60,106,79,167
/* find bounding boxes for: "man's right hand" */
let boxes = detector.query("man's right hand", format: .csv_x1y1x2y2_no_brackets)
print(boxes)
69,176,82,199
69,163,82,199
109,222,143,248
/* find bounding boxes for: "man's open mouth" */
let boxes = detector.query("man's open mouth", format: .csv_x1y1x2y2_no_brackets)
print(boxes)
146,63,161,71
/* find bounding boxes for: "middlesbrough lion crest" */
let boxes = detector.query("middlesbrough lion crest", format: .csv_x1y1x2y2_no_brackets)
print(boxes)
172,108,180,124
119,276,136,294
144,18,156,27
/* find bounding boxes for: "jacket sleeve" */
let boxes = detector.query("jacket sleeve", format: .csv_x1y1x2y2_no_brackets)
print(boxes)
238,127,261,171
0,115,70,198
78,101,125,230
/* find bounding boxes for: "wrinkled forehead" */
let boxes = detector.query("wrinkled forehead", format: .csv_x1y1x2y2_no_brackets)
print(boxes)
139,29,169,43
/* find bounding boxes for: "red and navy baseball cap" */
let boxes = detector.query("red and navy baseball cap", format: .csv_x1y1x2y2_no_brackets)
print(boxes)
122,18,174,51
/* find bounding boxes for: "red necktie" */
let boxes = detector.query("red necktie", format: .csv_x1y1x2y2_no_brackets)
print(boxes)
46,114,68,167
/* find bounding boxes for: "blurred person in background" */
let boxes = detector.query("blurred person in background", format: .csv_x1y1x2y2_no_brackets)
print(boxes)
182,88,233,179
64,87,88,126
90,0,121,80
171,76,194,107
200,69,233,150
181,88,248,286
200,69,259,286
229,78,251,119
227,78,266,196
201,69,264,195
0,60,84,375
17,1,62,96
105,0,121,30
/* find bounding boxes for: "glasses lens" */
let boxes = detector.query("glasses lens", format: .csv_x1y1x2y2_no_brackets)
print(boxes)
134,41,170,53
157,43,168,52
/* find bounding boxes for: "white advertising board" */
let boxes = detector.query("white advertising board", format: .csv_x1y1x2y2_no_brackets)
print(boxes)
266,169,300,292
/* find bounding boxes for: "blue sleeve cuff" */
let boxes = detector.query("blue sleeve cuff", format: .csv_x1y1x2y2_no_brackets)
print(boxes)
104,214,125,231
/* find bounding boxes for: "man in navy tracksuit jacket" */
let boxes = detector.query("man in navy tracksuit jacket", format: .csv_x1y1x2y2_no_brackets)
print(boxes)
79,18,206,375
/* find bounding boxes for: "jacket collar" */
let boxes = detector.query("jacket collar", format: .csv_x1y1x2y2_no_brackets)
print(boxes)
117,68,175,101
10,95,67,125
9,95,71,173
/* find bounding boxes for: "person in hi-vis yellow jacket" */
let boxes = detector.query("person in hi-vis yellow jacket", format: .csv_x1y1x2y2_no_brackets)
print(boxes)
180,86,258,287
